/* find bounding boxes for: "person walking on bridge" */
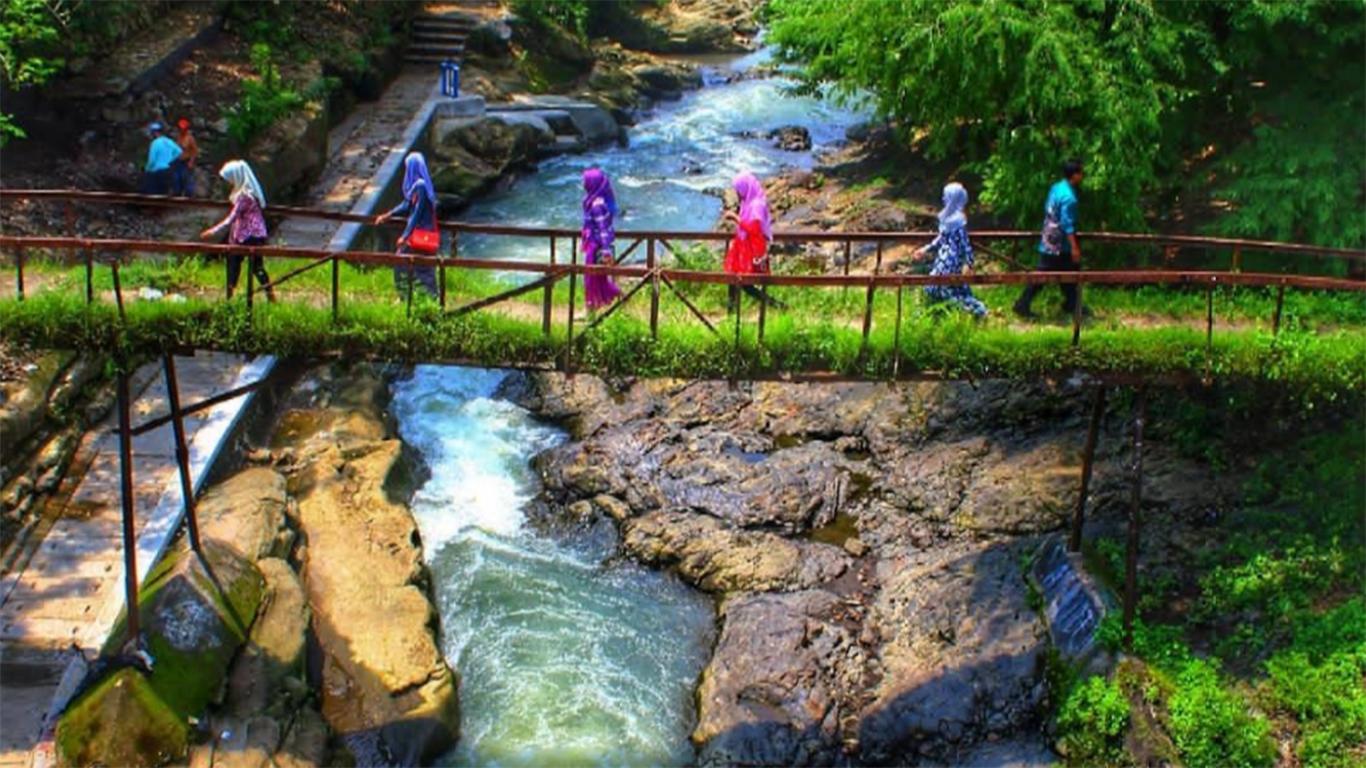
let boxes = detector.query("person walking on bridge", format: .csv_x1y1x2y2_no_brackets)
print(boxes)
376,152,440,299
723,171,785,312
140,122,182,196
581,168,622,314
200,159,274,302
915,181,987,318
1014,159,1086,318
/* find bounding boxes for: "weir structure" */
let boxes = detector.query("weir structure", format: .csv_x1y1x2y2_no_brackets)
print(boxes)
1,187,1364,664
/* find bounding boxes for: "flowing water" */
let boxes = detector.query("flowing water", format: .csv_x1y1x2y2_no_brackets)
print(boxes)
390,59,869,765
391,367,713,766
458,64,869,264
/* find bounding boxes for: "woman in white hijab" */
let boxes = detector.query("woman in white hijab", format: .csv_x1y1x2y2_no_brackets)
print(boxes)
915,181,986,317
201,160,273,301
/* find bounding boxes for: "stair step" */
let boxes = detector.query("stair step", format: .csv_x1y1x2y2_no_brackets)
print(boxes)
412,30,468,43
413,17,477,30
407,43,465,55
405,54,465,64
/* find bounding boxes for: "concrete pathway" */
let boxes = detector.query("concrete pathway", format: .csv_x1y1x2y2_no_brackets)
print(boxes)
0,353,273,767
274,72,441,251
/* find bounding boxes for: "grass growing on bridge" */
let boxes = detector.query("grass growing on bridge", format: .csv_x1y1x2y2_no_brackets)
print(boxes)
2,282,1362,399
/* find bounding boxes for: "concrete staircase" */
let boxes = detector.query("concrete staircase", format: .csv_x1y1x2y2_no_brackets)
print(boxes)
405,12,474,66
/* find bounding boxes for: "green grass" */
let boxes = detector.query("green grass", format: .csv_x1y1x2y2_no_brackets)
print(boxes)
1057,422,1366,768
6,251,1364,395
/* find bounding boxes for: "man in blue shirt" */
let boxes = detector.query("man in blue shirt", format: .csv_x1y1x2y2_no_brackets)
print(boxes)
1014,159,1085,318
139,122,182,196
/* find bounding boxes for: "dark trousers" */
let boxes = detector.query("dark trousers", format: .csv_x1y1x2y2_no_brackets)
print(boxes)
140,168,173,195
1016,252,1079,312
394,246,438,297
227,236,271,297
171,160,194,196
728,284,786,312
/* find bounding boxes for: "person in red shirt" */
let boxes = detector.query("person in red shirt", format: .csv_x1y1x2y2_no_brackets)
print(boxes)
722,171,784,312
172,118,199,197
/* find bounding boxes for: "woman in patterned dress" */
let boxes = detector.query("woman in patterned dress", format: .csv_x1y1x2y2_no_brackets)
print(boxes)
581,168,622,313
915,181,987,317
200,159,274,301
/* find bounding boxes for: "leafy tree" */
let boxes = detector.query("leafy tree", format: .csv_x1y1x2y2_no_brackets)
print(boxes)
0,0,65,143
767,0,1365,247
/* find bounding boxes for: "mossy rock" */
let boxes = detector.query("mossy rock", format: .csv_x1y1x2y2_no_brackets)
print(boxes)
55,667,189,767
105,539,265,720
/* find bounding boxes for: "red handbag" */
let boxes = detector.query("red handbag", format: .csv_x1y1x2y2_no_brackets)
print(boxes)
408,227,440,255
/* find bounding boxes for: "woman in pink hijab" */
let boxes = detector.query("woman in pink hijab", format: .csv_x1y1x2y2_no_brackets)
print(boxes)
581,168,621,312
723,171,783,311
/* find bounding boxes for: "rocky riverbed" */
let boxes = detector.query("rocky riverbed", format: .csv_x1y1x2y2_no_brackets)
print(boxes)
504,371,1236,764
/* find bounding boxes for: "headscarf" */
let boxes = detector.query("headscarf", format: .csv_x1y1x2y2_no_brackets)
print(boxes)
402,152,438,206
937,182,968,233
582,168,617,216
733,172,772,241
219,160,266,208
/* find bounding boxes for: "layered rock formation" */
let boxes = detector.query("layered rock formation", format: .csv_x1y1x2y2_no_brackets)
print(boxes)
517,373,1234,764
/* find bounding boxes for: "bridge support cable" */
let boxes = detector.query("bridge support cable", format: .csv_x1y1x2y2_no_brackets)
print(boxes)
451,272,562,318
577,268,654,340
1069,386,1109,552
1123,387,1147,652
116,369,141,647
110,260,126,323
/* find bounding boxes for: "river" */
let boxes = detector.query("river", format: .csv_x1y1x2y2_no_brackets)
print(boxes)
388,57,868,766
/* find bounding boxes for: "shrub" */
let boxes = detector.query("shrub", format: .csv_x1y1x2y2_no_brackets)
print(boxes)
1057,675,1130,765
1168,659,1276,768
225,44,304,146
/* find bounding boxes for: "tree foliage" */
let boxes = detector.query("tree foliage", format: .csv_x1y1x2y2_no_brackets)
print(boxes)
767,0,1366,247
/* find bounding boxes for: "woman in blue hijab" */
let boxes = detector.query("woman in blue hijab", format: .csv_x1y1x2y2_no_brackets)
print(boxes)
915,182,987,317
376,152,440,298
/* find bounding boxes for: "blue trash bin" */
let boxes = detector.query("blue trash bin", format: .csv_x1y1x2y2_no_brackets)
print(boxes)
440,60,460,97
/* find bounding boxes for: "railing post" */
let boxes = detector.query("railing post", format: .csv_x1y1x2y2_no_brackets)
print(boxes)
1071,280,1084,347
544,237,556,337
14,246,25,301
246,260,256,320
891,282,904,381
564,236,577,372
85,248,95,304
162,354,203,556
757,277,768,345
64,201,76,239
111,260,126,323
405,254,416,318
843,239,852,277
1204,284,1215,382
731,277,742,382
331,255,340,322
859,241,882,364
1123,386,1147,653
648,238,660,339
441,232,453,311
1069,386,1107,552
1231,245,1242,273
116,368,141,646
1273,283,1286,336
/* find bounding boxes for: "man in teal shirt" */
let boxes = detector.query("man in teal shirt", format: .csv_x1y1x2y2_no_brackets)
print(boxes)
140,122,182,196
1015,159,1085,317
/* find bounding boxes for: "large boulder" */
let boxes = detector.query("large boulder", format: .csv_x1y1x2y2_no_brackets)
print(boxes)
623,509,851,594
225,557,310,719
127,539,265,720
430,115,548,203
0,351,75,465
56,668,189,767
859,541,1047,762
694,590,860,765
197,466,291,562
289,368,459,765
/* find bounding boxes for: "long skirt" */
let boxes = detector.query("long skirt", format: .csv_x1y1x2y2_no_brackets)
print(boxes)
583,242,621,310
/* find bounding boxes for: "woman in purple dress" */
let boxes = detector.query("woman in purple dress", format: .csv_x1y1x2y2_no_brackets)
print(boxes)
580,168,621,313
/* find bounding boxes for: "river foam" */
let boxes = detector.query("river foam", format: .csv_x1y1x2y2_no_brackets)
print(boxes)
391,366,713,766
